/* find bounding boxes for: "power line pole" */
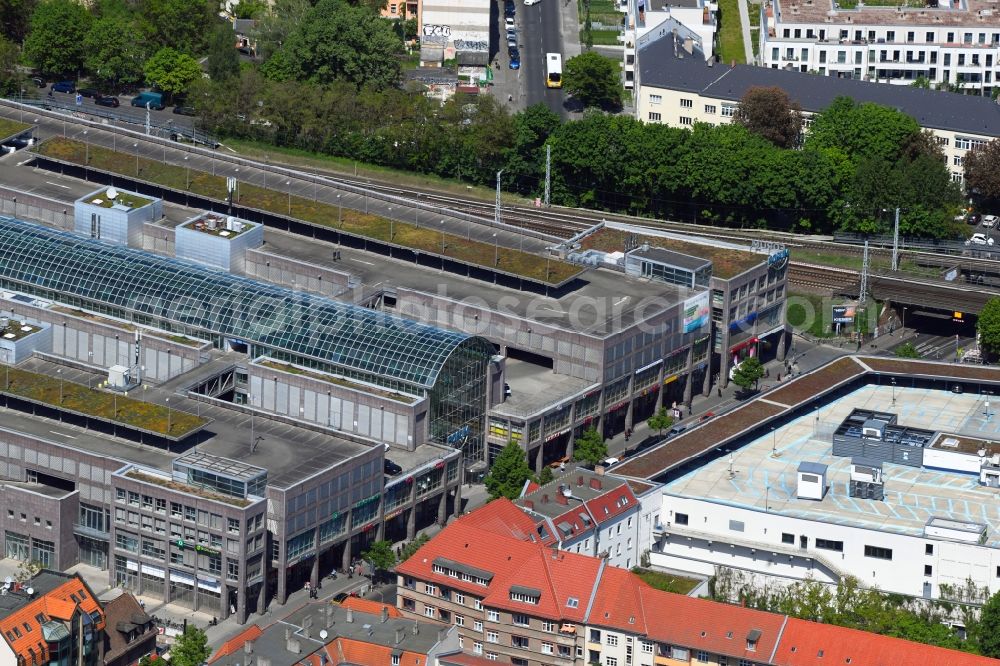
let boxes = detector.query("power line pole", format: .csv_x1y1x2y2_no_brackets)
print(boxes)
859,240,870,306
544,145,551,207
891,206,900,271
495,169,504,227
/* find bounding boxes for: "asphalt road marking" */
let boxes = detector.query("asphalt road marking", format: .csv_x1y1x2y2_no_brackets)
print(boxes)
48,431,76,439
44,181,71,189
347,258,374,265
16,158,33,166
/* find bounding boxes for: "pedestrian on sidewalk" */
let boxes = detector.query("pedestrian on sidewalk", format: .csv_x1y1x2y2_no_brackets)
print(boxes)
717,387,722,398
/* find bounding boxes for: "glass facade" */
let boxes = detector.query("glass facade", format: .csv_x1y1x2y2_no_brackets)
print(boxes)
0,217,482,390
428,337,492,462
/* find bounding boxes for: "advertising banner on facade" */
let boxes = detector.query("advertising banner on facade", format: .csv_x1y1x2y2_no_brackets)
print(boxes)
683,292,710,333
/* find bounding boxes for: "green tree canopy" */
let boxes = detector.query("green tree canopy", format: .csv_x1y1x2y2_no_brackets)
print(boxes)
964,139,1000,202
0,0,38,42
23,0,93,77
0,35,23,97
261,0,401,90
978,297,1000,358
143,47,202,98
139,0,214,54
894,342,921,359
733,86,803,149
84,16,147,90
563,51,620,109
170,626,211,666
647,406,674,437
484,440,533,500
805,96,921,165
206,21,240,82
362,539,396,581
251,0,312,61
537,466,554,485
978,587,1000,657
574,426,608,466
398,533,429,563
731,356,765,392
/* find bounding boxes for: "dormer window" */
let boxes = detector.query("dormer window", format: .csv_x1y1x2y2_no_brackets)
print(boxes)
746,629,761,651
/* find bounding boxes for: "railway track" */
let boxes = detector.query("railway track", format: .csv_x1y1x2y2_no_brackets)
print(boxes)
788,262,859,291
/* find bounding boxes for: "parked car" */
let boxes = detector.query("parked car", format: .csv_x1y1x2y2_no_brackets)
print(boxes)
31,77,46,88
51,81,75,93
602,457,620,467
505,3,516,16
130,91,165,110
505,16,515,27
383,459,403,476
172,105,196,116
507,34,517,48
509,52,520,69
94,95,119,108
78,87,99,98
524,0,540,4
967,233,995,246
982,214,999,228
665,424,688,440
967,213,982,226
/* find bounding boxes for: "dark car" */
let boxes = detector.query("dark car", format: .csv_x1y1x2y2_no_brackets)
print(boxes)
968,213,982,226
384,459,403,476
78,87,100,98
94,95,119,108
51,81,75,93
31,77,45,88
665,424,688,440
172,105,196,116
509,50,521,69
505,4,515,16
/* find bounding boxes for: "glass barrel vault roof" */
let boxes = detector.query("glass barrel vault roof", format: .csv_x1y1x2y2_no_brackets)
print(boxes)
0,217,475,389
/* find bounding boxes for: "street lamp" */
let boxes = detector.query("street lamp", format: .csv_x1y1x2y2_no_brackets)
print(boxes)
440,220,446,256
166,397,172,435
891,377,897,405
184,156,190,190
493,233,499,267
57,368,63,405
337,194,342,227
770,426,779,457
388,207,393,242
82,130,88,165
286,181,291,215
133,143,139,176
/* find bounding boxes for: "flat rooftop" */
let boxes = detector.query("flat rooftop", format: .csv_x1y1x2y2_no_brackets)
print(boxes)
630,246,712,272
491,359,598,419
13,356,375,490
77,187,152,211
665,383,1000,547
261,230,690,337
930,433,1000,456
180,212,256,238
773,0,1000,27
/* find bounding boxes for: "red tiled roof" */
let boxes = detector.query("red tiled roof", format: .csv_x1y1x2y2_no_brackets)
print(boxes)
398,499,601,622
640,589,786,662
583,483,637,526
438,652,501,666
0,575,104,663
309,638,428,665
208,624,263,664
586,566,650,635
338,597,403,618
774,617,1000,666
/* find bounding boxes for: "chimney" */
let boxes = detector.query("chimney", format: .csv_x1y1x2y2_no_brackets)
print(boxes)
412,621,419,636
325,606,335,628
595,464,606,476
577,476,584,486
345,609,354,623
589,478,602,490
285,628,292,640
381,607,389,624
303,626,311,640
542,494,549,503
555,493,567,505
523,500,534,510
286,639,301,654
302,616,313,630
395,628,405,645
244,641,254,655
683,37,694,54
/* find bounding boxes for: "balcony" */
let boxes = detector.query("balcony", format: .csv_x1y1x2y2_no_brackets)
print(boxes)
73,523,110,541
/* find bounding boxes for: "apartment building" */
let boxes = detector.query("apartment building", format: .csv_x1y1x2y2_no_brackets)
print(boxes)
101,594,156,666
0,572,105,666
761,0,1000,94
515,468,661,570
636,28,1000,184
394,500,1000,666
619,0,718,89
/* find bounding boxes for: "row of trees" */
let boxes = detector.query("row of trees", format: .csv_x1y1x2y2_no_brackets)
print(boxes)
711,567,1000,657
192,67,967,237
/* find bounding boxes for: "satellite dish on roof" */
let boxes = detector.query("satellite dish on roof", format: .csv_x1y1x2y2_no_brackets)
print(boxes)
4,576,11,585
106,187,119,200
319,630,328,640
25,587,33,596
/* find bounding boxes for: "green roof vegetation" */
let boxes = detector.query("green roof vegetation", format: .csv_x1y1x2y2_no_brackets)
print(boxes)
0,119,31,141
258,359,418,404
84,192,153,210
33,137,581,285
581,227,762,279
631,567,701,595
0,365,206,437
125,470,251,507
0,321,41,341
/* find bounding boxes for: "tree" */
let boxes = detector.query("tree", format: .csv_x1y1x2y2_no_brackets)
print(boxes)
733,86,803,149
537,466,554,485
647,406,674,437
964,139,1000,202
573,426,608,466
978,588,1000,657
170,626,210,666
140,0,214,54
22,0,93,77
730,356,765,393
398,533,429,563
894,342,921,359
0,35,23,97
261,0,402,90
206,22,240,82
84,16,147,90
563,51,620,109
484,440,533,500
978,297,1000,358
252,0,312,61
0,0,38,42
362,539,396,583
143,47,202,99
15,559,41,583
805,96,921,165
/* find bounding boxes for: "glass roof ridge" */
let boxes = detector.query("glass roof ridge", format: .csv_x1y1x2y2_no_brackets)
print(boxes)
0,217,473,389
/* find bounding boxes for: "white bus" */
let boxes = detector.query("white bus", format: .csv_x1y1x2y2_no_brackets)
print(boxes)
545,53,562,88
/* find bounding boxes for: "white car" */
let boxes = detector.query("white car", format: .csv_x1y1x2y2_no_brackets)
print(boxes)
505,16,515,27
966,233,995,246
524,0,540,5
983,214,999,228
602,457,620,467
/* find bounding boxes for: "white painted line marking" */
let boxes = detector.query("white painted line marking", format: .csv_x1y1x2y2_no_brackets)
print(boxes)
347,258,374,266
16,159,32,166
44,181,71,189
49,431,76,439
